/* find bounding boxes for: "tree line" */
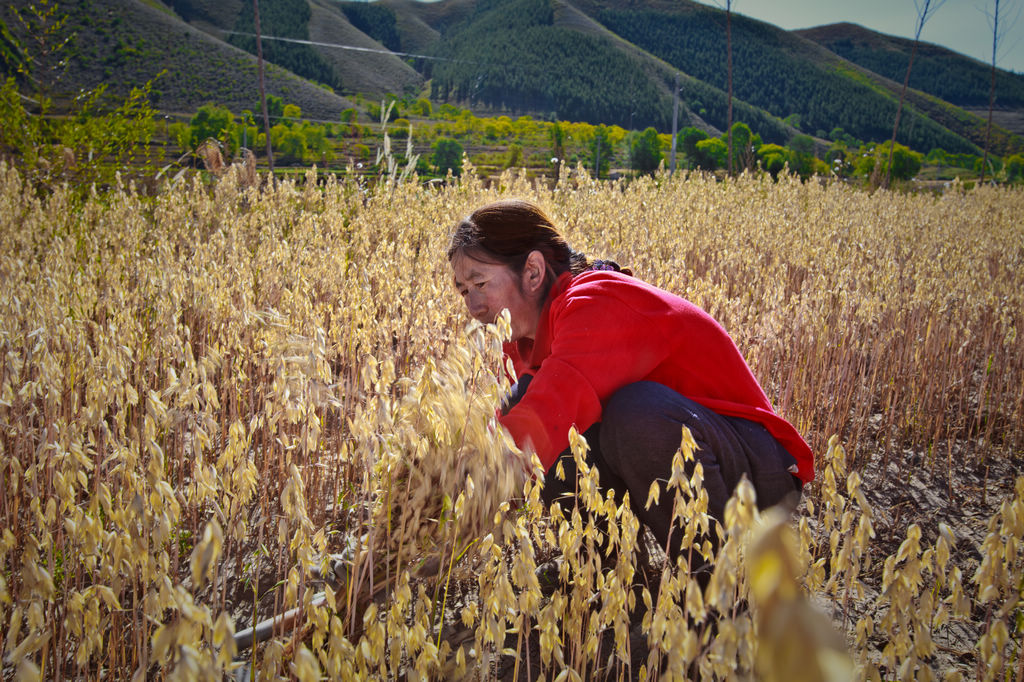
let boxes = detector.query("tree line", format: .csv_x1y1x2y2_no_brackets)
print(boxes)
172,95,1024,187
596,7,980,155
821,38,1024,109
426,0,669,130
338,2,401,52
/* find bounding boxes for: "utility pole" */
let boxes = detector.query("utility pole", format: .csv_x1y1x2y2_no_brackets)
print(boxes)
254,0,274,174
670,72,680,175
726,0,733,176
710,0,736,175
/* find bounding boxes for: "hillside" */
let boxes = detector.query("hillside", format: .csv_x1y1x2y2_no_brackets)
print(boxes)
405,0,1020,154
219,0,424,98
423,0,672,128
799,22,1024,138
307,0,422,97
576,0,987,154
797,23,1024,110
0,0,355,119
408,0,793,142
4,0,1022,157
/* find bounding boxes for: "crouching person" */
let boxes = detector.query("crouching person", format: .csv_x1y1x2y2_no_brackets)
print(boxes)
448,198,813,563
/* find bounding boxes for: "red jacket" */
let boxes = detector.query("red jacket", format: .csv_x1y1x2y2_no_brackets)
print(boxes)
498,270,814,483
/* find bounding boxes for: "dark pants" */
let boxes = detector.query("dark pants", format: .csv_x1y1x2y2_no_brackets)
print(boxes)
505,379,801,561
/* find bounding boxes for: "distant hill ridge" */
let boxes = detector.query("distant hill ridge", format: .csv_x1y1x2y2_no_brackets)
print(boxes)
5,0,1022,155
797,22,1024,110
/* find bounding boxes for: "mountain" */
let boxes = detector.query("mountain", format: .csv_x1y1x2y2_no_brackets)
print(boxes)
797,23,1024,110
570,0,1017,154
3,0,1022,156
222,0,424,98
407,0,1021,154
0,0,355,120
798,22,1024,138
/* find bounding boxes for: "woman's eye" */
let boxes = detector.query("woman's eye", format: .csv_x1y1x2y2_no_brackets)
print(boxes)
475,281,486,289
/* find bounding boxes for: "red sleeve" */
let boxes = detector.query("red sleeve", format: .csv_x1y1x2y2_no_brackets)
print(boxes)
498,289,671,472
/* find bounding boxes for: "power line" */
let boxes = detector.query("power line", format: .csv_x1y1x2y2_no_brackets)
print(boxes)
222,30,456,63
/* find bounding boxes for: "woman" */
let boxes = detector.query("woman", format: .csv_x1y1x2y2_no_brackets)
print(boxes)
449,198,813,559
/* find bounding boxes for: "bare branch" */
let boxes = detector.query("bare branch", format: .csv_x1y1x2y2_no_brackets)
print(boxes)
884,0,946,189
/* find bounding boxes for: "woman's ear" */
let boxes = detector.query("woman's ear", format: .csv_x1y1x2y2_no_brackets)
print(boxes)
522,250,546,296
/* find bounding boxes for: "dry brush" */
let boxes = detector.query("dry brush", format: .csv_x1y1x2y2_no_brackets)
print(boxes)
1,163,1022,680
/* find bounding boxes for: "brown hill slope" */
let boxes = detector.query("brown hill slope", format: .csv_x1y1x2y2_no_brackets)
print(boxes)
1,0,355,119
307,0,423,97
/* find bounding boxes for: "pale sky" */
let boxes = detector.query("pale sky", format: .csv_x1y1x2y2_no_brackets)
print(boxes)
696,0,1024,73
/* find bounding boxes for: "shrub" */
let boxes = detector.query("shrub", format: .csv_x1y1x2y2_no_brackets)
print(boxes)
695,137,727,170
432,137,463,175
628,127,663,174
865,141,924,182
188,103,236,154
505,143,523,169
757,143,789,177
787,134,816,179
1006,154,1024,183
413,98,432,117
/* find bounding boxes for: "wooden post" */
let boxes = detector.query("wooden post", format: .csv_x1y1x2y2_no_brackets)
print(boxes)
254,0,274,174
670,72,680,175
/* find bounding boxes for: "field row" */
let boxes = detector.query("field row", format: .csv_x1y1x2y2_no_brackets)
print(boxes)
1,164,1022,678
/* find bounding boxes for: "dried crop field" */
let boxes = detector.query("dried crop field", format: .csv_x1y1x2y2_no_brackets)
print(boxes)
1,162,1023,681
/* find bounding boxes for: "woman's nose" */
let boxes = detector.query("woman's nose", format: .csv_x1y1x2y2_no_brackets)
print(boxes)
466,293,487,320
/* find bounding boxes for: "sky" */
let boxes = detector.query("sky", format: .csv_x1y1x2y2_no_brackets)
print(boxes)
695,0,1024,74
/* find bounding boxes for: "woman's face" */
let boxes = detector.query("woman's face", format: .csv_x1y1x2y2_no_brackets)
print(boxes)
451,251,544,341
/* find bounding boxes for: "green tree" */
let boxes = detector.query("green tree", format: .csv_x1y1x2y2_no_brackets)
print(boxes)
282,103,302,124
1005,154,1024,183
628,127,663,174
0,6,158,195
788,134,816,179
756,143,789,178
925,148,949,166
727,121,760,172
974,154,1002,178
438,103,460,120
413,98,432,117
680,127,708,169
270,123,307,164
853,142,922,183
169,121,191,153
505,143,523,169
234,111,259,151
695,137,727,170
390,118,410,140
230,0,338,89
432,137,463,175
352,143,370,163
588,124,614,178
258,95,284,128
826,142,852,177
877,141,923,181
189,104,235,153
302,123,331,164
340,2,400,51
